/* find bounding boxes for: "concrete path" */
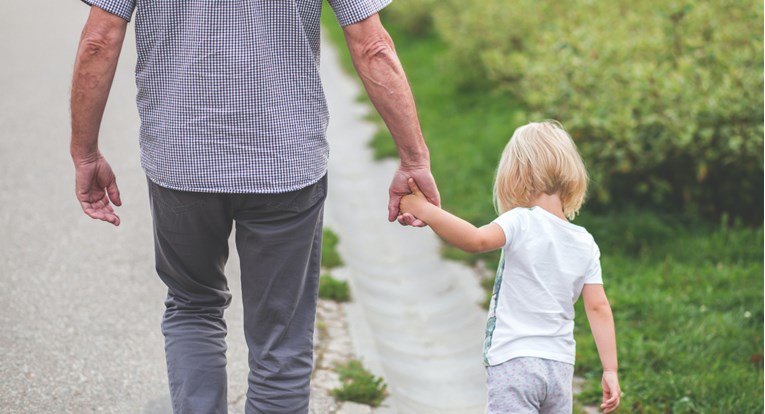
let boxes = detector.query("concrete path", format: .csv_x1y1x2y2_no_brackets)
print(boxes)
320,34,487,414
0,2,486,413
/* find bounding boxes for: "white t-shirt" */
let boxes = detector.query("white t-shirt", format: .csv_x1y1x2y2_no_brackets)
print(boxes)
483,207,602,366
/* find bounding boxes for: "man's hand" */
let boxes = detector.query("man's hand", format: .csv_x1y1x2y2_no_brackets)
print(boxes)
70,6,127,227
389,165,439,227
74,153,122,226
600,370,621,413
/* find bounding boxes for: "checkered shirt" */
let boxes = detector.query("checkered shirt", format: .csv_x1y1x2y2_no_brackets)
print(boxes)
80,0,391,193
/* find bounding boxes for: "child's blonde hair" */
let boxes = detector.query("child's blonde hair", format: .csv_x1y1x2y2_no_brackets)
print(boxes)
493,121,588,220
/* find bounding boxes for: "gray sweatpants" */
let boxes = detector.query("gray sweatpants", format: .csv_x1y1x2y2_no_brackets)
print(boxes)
148,175,327,414
486,357,575,414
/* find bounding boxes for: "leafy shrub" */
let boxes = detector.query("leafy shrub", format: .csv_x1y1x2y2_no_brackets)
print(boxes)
331,360,388,407
381,0,438,36
321,228,343,269
318,274,351,302
431,0,763,222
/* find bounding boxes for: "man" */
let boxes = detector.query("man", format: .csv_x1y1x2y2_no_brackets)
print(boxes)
70,1,439,413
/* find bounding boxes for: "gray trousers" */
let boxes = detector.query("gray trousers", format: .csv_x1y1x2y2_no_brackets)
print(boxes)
486,357,574,414
147,175,327,414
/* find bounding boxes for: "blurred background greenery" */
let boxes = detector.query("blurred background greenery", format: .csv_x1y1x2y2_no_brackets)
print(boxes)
323,1,763,412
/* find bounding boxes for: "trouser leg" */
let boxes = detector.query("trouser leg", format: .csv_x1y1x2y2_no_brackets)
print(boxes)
147,179,233,414
233,175,327,414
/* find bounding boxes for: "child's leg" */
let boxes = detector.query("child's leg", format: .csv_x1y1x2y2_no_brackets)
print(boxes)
485,357,574,414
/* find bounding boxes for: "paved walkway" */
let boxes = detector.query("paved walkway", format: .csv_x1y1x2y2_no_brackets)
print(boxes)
0,2,486,413
320,34,487,414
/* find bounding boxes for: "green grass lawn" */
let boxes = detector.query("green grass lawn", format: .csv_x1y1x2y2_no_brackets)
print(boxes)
321,6,763,413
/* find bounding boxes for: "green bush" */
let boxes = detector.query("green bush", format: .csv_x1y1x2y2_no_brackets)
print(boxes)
319,274,351,302
380,0,438,35
331,360,388,407
321,228,343,269
423,0,764,222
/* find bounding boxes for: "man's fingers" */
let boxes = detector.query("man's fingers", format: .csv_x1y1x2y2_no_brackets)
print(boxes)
397,213,426,227
388,194,402,222
410,218,426,227
81,200,121,227
107,181,122,206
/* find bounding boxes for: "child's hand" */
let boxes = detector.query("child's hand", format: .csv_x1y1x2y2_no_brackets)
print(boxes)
399,178,429,218
600,370,621,413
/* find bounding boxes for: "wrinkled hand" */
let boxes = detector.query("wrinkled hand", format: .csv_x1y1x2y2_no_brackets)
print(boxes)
388,165,439,227
74,153,122,226
601,371,621,413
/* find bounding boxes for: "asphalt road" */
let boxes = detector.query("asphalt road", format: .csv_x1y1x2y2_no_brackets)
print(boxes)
0,2,250,412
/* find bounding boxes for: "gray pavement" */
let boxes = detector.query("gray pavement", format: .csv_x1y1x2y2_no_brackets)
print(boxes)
1,2,487,413
0,2,249,413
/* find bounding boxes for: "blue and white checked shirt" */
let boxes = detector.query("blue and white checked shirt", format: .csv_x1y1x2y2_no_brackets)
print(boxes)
81,0,391,193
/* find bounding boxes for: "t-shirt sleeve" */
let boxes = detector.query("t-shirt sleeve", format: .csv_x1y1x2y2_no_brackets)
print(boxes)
80,0,136,22
491,209,524,249
584,242,603,284
327,0,392,27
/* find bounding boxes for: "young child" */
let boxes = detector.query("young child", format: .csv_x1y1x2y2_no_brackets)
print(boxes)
399,121,620,414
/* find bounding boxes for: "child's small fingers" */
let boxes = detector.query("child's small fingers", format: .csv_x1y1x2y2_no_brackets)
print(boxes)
407,178,421,195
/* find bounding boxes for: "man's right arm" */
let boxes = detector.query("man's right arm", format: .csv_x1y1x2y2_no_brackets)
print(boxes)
341,13,440,226
70,6,128,226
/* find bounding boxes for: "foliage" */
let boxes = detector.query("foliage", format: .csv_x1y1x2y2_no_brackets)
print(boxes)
323,6,764,412
390,0,764,223
322,228,343,269
331,360,388,407
379,0,438,35
319,274,351,302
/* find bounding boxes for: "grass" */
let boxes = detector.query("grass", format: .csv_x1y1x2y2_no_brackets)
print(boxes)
319,274,351,302
321,228,343,269
322,7,764,413
573,222,763,413
331,359,388,407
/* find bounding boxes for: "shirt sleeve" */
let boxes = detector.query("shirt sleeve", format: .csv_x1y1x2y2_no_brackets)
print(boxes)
327,0,392,27
80,0,136,22
491,208,524,249
584,243,603,284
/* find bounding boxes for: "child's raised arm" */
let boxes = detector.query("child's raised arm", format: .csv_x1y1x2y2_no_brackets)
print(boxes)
582,284,621,413
399,179,505,253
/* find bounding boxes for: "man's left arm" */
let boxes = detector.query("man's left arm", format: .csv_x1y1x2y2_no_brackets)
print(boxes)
341,13,440,226
70,6,128,226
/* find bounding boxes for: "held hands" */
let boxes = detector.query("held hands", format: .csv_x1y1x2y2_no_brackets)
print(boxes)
74,152,122,226
388,165,439,227
398,178,430,223
601,370,621,413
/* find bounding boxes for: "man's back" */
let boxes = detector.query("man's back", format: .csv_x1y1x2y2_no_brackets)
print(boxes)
125,0,328,193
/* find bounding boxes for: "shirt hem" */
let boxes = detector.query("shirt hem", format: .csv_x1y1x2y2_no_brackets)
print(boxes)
486,349,575,366
144,171,327,194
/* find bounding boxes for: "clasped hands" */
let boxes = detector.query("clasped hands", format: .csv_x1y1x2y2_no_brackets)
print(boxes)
389,166,438,227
